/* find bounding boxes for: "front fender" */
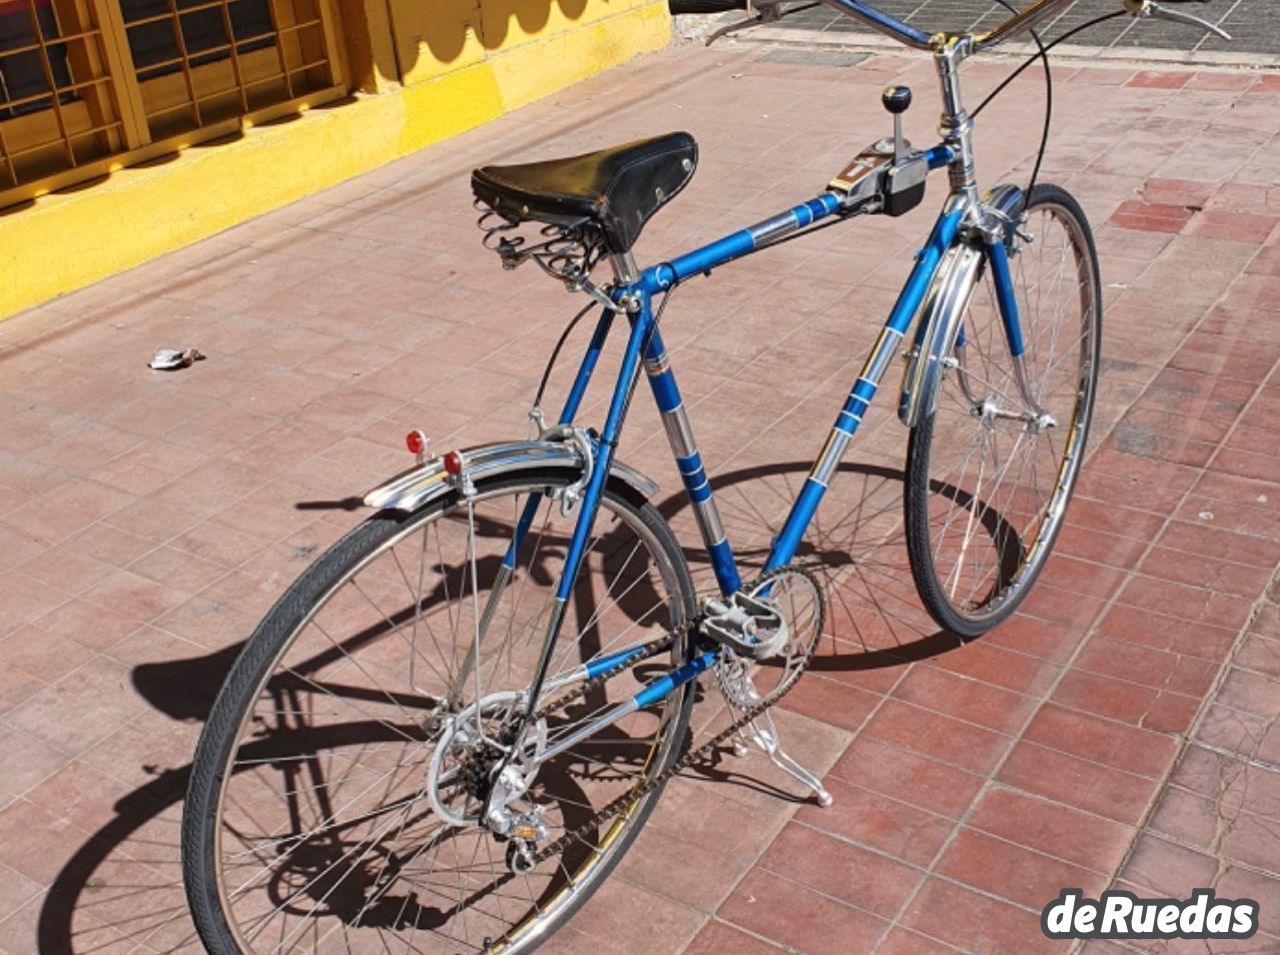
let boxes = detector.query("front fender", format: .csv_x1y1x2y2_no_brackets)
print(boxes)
363,439,660,513
898,183,1025,429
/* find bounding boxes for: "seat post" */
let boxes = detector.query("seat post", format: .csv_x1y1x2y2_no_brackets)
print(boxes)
610,252,641,286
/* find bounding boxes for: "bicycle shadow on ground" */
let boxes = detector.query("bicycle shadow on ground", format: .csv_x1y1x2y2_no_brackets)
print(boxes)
39,458,1008,953
650,458,993,804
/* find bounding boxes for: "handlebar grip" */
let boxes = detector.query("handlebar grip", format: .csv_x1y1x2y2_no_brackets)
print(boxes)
669,0,748,13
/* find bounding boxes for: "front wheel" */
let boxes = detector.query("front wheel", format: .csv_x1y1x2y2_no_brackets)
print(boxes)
182,468,697,954
904,184,1102,637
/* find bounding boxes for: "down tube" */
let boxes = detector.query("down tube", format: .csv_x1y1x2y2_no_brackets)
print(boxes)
765,206,965,571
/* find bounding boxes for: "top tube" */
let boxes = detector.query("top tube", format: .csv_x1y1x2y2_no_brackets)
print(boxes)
819,0,1084,53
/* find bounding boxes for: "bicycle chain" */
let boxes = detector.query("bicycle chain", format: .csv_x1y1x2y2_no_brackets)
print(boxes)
525,567,823,866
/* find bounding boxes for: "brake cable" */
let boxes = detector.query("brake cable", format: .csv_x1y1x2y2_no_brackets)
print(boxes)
971,8,1130,207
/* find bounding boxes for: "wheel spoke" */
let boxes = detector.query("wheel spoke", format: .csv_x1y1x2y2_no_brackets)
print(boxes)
190,476,693,953
908,194,1098,630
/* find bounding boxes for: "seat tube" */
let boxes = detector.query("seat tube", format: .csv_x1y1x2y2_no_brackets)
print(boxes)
642,327,742,596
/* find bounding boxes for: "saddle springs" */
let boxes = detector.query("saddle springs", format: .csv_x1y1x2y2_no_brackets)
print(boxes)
475,200,607,286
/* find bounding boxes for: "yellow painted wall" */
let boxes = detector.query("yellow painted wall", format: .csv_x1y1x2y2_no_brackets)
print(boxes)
0,0,672,320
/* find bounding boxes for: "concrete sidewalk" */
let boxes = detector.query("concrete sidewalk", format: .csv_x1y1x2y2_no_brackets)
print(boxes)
0,38,1278,955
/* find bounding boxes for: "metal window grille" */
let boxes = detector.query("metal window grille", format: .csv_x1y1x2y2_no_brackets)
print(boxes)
0,0,343,206
0,0,130,188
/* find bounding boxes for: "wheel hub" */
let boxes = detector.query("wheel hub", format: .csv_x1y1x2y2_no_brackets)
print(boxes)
425,691,546,830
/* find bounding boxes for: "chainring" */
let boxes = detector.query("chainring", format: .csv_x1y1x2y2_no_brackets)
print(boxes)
713,565,826,712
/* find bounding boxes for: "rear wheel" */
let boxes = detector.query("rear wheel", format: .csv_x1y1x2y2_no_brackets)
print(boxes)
182,469,696,953
904,184,1102,637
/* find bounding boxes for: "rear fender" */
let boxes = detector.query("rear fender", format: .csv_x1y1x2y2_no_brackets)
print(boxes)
363,439,660,513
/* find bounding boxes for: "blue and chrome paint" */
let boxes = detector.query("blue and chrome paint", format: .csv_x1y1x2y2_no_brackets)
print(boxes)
524,166,986,734
541,642,665,696
536,648,718,765
985,236,1025,358
561,308,617,425
501,307,615,572
767,205,966,571
642,194,843,294
643,325,742,595
823,0,933,48
553,294,655,603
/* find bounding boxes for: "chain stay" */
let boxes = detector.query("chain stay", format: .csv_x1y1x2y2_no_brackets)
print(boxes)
525,567,824,866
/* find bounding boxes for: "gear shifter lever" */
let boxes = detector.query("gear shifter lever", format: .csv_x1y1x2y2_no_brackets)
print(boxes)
882,86,912,163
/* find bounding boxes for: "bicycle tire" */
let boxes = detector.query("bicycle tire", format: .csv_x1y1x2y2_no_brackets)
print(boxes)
904,184,1102,637
182,469,698,954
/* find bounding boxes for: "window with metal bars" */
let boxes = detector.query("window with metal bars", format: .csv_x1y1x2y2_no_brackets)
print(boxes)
0,0,343,207
120,0,275,82
0,0,74,117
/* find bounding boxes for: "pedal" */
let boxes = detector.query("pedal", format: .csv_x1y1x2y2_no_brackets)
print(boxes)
701,590,787,660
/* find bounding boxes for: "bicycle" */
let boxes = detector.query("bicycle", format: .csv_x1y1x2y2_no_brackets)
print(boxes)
181,0,1229,951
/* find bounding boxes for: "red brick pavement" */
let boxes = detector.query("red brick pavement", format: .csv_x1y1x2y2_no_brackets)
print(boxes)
0,42,1277,955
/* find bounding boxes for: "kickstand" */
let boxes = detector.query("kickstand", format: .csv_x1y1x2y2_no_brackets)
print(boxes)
737,710,833,808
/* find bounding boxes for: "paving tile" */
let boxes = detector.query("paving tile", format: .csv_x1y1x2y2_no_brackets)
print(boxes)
717,867,888,954
755,821,920,919
876,927,962,954
1051,669,1199,735
683,920,784,954
29,597,144,652
775,670,879,732
1097,604,1240,662
0,625,94,683
0,798,96,885
861,699,1011,776
828,736,986,820
1110,201,1193,234
1120,834,1219,897
793,773,954,868
967,787,1135,876
890,664,1039,735
0,725,70,802
0,481,134,546
899,877,1066,954
997,741,1160,825
936,827,1106,911
5,656,144,755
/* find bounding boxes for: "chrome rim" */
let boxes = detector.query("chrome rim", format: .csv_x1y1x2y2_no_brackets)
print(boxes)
921,200,1097,621
210,479,689,953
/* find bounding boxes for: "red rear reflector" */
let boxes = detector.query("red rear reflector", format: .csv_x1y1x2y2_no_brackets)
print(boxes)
406,430,426,455
443,451,463,476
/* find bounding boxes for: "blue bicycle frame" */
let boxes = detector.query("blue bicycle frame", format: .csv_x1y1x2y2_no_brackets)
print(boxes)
500,135,1041,767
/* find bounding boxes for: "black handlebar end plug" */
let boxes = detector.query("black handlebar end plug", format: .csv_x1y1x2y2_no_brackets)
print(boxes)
882,86,912,114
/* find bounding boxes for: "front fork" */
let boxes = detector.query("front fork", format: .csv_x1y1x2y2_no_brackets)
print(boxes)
957,233,1054,428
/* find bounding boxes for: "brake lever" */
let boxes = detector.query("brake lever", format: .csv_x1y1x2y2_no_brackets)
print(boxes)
1122,0,1231,41
705,1,820,46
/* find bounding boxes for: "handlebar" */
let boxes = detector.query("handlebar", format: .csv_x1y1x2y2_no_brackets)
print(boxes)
671,0,1228,53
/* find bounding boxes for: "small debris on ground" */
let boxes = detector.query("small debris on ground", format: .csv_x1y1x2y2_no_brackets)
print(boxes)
148,347,205,371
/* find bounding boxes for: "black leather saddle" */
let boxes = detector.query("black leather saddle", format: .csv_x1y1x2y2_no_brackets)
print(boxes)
472,132,698,254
